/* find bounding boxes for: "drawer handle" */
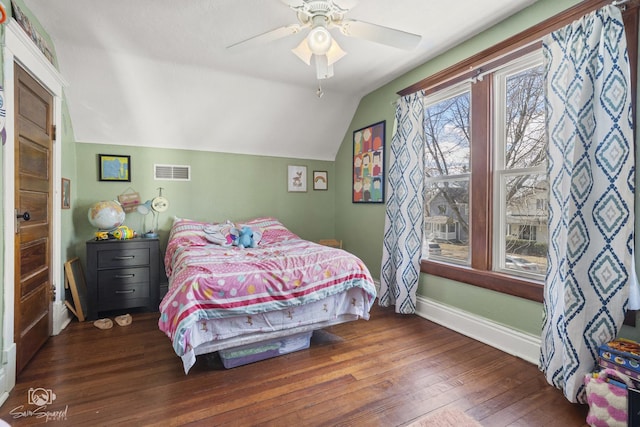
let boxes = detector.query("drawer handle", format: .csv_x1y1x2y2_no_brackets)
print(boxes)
113,256,135,260
115,289,135,294
115,274,135,279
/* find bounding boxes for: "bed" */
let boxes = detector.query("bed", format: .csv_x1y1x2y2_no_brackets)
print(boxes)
158,217,377,373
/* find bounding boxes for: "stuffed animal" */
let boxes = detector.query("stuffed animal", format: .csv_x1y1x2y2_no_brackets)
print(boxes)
110,225,136,240
235,226,257,248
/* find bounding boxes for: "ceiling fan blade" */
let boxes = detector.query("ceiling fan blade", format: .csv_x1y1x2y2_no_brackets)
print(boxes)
227,24,303,50
280,0,305,7
332,0,359,10
338,19,421,50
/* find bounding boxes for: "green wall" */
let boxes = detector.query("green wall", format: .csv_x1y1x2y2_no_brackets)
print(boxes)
335,0,584,336
74,144,336,263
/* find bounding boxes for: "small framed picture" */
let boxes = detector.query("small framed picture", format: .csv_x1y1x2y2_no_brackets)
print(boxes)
61,178,71,209
313,171,328,190
287,165,307,192
99,154,131,182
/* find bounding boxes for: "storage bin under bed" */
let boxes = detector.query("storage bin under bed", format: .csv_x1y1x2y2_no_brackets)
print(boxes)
218,331,312,369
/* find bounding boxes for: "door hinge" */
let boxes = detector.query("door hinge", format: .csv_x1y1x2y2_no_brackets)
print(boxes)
51,124,56,141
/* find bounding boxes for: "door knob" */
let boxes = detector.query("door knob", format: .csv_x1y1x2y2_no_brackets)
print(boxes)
16,211,30,221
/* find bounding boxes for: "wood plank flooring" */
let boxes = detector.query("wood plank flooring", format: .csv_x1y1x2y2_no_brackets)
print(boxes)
0,305,588,426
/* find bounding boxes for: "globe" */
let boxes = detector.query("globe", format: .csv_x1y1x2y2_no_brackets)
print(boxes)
88,200,126,231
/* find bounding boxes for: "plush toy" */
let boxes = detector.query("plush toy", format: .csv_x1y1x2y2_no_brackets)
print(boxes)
110,225,136,240
230,226,262,249
235,226,257,249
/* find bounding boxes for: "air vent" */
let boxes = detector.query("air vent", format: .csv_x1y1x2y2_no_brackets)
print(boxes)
154,164,191,181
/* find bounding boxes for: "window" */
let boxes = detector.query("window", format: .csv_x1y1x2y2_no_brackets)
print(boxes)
422,50,546,283
423,85,471,264
493,52,547,280
403,0,638,302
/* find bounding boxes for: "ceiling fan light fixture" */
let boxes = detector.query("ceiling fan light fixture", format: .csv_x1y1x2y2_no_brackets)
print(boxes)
307,26,332,55
314,54,334,80
326,39,346,66
292,38,313,65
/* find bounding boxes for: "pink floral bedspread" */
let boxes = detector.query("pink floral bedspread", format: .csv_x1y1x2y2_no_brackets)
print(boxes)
158,217,377,358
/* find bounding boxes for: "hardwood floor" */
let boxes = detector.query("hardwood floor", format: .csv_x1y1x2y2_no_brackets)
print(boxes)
0,305,588,426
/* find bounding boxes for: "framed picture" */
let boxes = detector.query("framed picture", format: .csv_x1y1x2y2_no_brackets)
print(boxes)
61,178,71,209
287,165,307,192
313,171,328,190
353,120,385,203
99,154,131,182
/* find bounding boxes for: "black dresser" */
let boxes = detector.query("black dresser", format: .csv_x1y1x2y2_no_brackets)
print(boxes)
86,238,160,320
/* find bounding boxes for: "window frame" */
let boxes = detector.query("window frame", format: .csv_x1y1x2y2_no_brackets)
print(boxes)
423,82,473,266
400,0,639,302
492,50,547,280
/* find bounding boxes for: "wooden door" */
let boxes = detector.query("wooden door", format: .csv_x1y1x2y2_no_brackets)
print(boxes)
14,63,54,375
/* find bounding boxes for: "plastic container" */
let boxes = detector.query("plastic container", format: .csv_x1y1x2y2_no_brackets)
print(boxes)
218,331,312,369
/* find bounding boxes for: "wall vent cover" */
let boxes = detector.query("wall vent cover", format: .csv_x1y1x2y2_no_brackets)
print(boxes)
154,164,191,181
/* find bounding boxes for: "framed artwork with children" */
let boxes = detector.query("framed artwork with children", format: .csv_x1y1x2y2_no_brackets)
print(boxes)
352,121,385,203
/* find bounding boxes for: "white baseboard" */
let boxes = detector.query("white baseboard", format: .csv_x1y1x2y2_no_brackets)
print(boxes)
0,343,16,406
53,301,72,335
415,296,541,365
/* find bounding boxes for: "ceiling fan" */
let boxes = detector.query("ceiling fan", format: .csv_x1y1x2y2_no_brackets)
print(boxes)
227,0,422,80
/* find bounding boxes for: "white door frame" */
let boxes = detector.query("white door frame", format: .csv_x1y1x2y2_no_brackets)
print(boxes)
1,19,67,404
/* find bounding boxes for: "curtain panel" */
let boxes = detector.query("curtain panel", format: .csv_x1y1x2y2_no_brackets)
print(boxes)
540,5,636,403
379,93,425,314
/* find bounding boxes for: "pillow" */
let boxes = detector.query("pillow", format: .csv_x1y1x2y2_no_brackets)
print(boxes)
203,220,236,246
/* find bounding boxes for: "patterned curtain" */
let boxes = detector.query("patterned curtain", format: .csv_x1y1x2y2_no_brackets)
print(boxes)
379,93,425,314
540,5,636,403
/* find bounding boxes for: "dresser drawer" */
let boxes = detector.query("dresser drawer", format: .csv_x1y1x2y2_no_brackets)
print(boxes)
97,248,150,269
98,284,150,311
98,267,150,289
98,272,150,301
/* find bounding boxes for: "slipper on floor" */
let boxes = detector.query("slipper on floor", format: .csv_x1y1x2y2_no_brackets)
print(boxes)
115,314,132,326
93,318,113,330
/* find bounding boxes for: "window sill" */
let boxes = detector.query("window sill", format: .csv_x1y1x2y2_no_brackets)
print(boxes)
420,259,543,302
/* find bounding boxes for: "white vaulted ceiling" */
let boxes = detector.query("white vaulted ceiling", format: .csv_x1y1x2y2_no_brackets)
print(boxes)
23,0,537,160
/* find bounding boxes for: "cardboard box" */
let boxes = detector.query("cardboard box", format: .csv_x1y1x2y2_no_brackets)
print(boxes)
218,331,312,369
